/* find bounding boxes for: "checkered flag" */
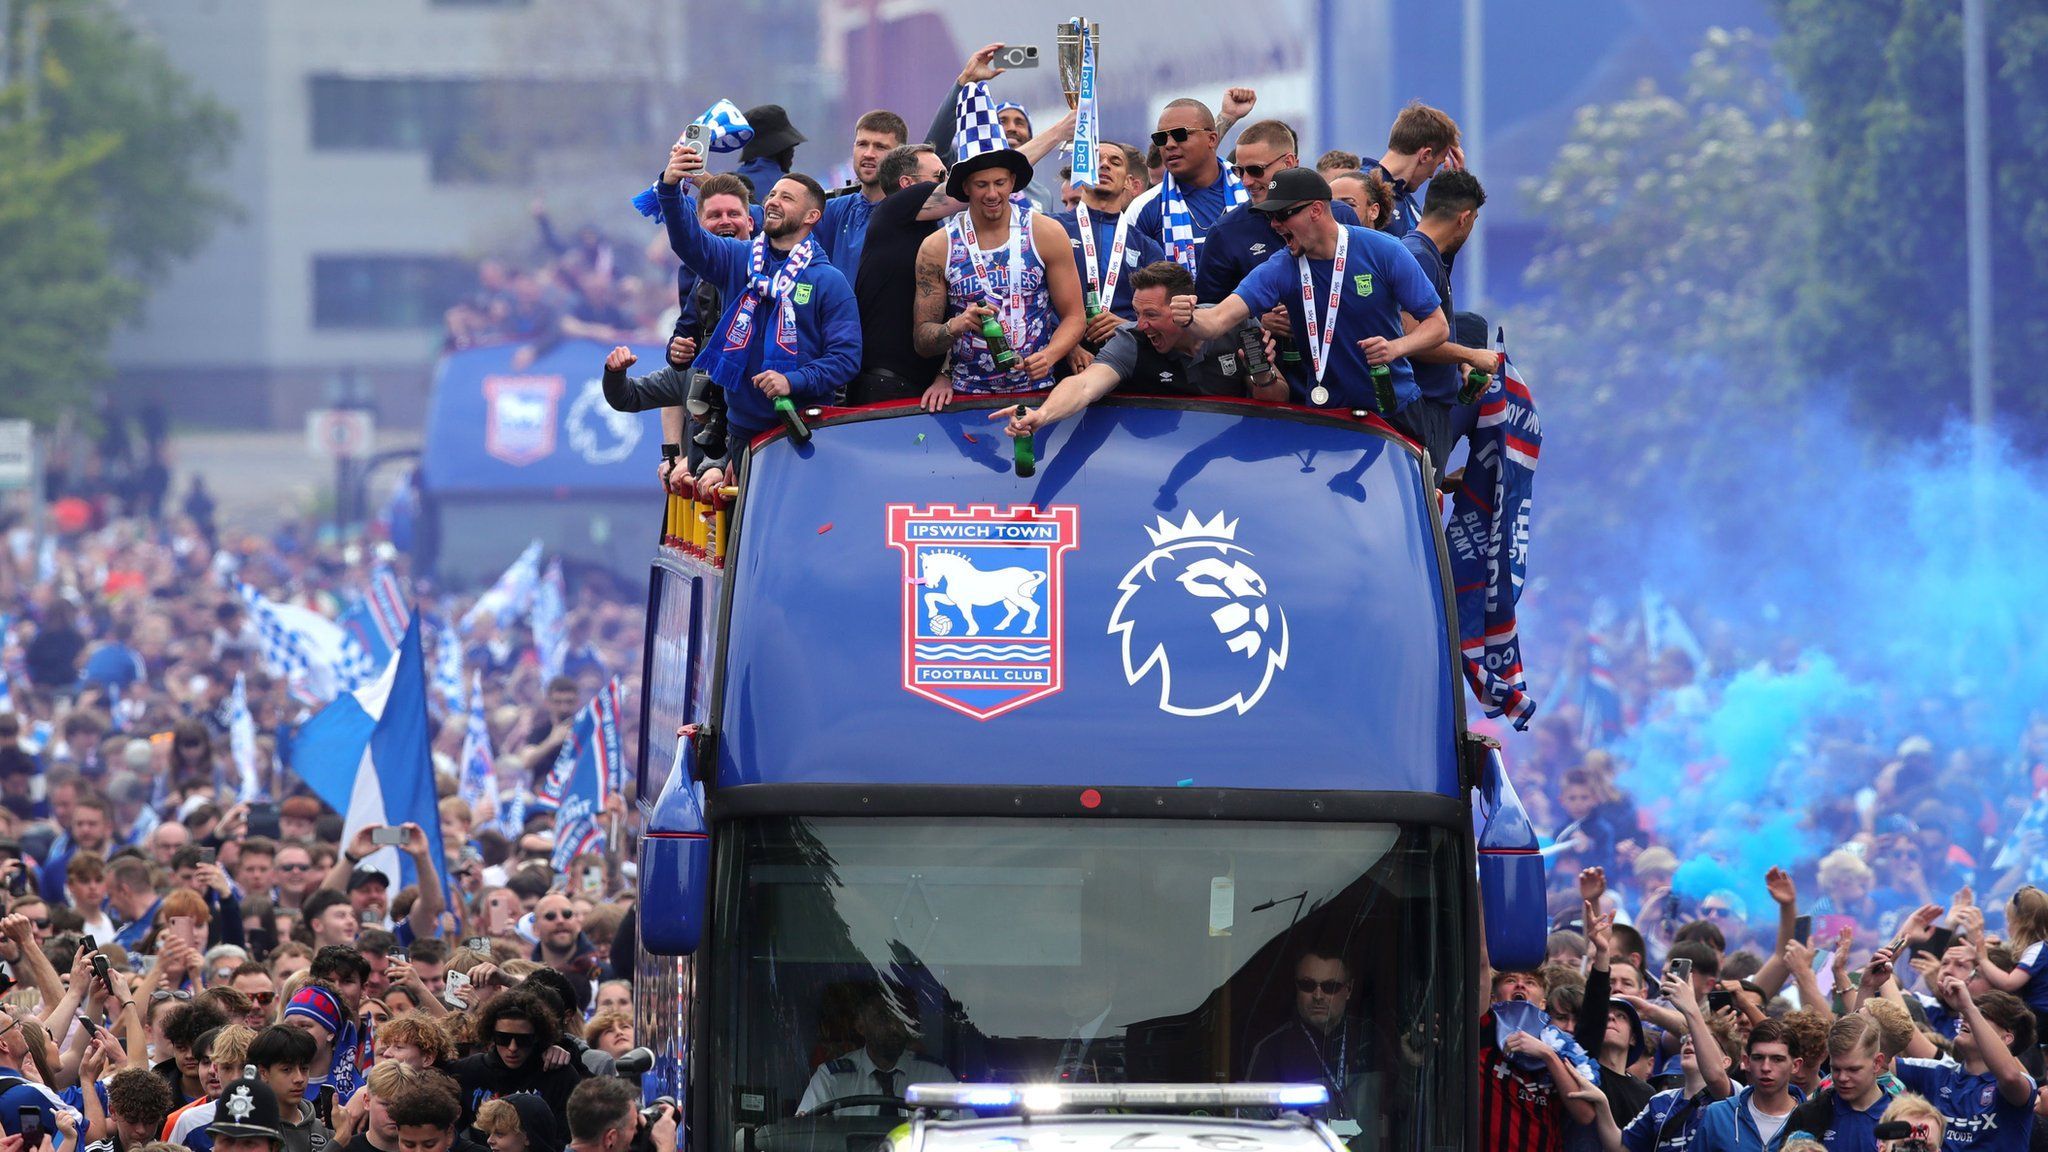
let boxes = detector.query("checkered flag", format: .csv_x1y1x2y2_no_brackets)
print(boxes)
954,81,1007,162
239,582,312,696
693,98,754,153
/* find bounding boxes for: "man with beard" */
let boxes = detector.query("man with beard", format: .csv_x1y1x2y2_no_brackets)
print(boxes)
659,141,861,499
848,144,952,405
1169,169,1446,434
1196,120,1362,306
530,893,600,983
40,791,114,904
910,130,1085,406
797,988,954,1116
993,261,1284,440
814,111,908,276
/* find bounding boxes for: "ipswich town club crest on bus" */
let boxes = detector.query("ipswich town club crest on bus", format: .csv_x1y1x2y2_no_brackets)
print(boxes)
483,375,563,466
886,503,1080,720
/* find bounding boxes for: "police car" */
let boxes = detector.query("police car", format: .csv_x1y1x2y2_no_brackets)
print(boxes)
885,1084,1349,1152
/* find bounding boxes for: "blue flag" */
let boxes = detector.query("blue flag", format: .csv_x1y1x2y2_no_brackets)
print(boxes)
534,677,622,870
290,617,450,903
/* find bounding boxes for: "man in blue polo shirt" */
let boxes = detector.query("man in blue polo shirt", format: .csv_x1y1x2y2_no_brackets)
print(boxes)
1197,120,1361,305
1052,141,1166,356
813,110,908,276
1893,982,2036,1152
1171,168,1445,430
1367,102,1462,237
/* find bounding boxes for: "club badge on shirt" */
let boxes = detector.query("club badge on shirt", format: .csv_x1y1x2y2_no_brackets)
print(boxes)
1353,274,1374,297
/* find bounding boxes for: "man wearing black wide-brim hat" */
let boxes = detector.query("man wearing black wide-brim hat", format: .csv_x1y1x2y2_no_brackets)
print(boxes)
737,104,806,199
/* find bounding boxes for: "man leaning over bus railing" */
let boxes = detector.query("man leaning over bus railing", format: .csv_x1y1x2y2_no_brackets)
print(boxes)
659,140,862,501
992,260,1288,441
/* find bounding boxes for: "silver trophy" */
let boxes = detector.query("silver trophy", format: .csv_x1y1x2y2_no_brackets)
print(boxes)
1056,18,1099,151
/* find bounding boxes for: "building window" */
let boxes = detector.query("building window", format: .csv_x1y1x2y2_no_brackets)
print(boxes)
308,75,646,183
312,255,474,330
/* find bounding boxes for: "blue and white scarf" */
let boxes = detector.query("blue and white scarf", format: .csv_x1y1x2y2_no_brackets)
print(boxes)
1445,356,1541,729
1160,161,1247,271
723,233,816,358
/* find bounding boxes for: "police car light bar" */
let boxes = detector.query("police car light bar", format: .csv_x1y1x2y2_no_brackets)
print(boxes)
903,1083,1330,1113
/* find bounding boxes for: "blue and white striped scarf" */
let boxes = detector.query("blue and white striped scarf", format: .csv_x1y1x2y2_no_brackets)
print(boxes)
1160,161,1247,271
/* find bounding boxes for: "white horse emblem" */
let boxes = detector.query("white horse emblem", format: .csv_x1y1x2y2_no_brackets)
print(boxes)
919,550,1047,636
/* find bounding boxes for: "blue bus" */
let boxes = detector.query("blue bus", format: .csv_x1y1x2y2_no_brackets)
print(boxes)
634,395,1545,1152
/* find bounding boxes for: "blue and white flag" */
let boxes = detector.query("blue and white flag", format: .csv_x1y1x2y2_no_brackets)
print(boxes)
290,617,450,898
535,677,623,869
430,615,465,720
1642,585,1709,676
457,673,498,816
532,559,568,681
240,583,369,702
462,540,543,632
227,673,261,802
632,99,755,221
498,782,531,839
1445,359,1541,730
340,565,409,668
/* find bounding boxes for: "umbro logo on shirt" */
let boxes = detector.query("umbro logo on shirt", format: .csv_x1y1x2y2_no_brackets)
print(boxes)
1250,243,1267,256
1157,371,1175,383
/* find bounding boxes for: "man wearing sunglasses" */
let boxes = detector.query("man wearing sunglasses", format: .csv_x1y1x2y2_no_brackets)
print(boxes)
1170,168,1447,428
1196,120,1362,309
1246,951,1376,1139
1129,100,1249,273
453,990,581,1132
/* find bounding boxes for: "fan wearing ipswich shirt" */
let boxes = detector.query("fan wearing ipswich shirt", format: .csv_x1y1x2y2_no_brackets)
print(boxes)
1129,99,1249,271
1891,978,2036,1152
993,261,1287,439
658,141,862,497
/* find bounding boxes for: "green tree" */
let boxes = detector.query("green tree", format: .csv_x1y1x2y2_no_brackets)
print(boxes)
1774,0,2048,435
0,0,236,421
1509,29,1819,573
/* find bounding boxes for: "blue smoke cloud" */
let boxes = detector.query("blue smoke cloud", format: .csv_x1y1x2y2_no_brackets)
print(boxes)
1548,418,2048,908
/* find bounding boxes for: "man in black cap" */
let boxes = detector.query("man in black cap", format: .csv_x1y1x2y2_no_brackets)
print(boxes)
209,1066,287,1152
911,116,1086,405
1171,168,1447,442
737,104,805,198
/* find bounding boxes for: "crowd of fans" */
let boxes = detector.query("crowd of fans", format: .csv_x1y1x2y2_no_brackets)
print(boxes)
0,426,670,1152
441,201,682,368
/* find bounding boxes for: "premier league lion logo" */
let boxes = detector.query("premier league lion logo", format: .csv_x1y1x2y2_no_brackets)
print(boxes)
1109,512,1288,717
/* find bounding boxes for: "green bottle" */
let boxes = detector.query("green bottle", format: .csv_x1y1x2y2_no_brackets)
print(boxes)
1458,368,1492,405
981,314,1019,371
1014,433,1037,478
1276,332,1301,365
773,396,811,444
1084,289,1104,318
1369,364,1396,413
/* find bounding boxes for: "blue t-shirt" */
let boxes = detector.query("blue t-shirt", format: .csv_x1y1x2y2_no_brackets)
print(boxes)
817,191,879,279
2011,942,2048,1010
1051,207,1166,321
1196,200,1361,305
1894,1058,2036,1152
1231,224,1442,411
1399,228,1461,404
1133,160,1240,255
1790,1091,1890,1152
1371,161,1423,237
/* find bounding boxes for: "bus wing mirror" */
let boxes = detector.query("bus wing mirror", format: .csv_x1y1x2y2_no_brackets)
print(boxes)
1472,737,1547,971
639,734,711,956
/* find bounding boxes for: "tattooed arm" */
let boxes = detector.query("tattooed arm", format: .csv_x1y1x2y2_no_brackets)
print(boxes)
914,231,986,358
